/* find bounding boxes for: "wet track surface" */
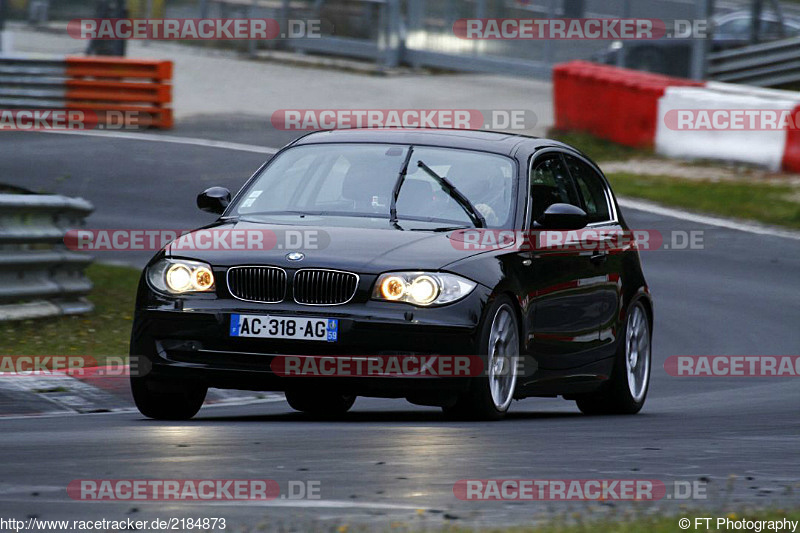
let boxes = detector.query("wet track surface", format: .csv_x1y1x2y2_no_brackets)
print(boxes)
1,124,799,529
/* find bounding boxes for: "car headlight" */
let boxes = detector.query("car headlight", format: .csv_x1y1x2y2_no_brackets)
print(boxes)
372,272,476,306
147,259,215,295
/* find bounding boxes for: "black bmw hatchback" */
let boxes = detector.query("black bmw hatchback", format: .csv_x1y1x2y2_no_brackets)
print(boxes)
130,129,653,420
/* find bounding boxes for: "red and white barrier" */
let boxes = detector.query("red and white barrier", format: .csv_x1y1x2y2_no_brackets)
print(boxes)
0,55,173,129
655,86,799,171
553,61,702,148
553,61,800,172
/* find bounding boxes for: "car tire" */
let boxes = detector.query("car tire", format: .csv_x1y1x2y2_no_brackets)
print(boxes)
285,389,356,417
575,301,651,415
131,375,208,420
442,295,520,421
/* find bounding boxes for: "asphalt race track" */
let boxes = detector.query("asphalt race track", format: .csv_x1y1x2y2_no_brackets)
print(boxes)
1,124,799,530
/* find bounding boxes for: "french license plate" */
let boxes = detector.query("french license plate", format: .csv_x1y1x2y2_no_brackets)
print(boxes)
230,314,338,342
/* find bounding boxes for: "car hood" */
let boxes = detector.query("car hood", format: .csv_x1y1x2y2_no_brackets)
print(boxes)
164,220,488,274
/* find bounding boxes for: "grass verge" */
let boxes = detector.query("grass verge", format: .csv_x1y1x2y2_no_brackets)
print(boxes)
607,173,800,229
0,264,140,365
414,509,800,532
550,131,650,162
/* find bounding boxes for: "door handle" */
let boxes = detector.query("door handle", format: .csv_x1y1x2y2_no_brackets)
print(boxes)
589,250,608,265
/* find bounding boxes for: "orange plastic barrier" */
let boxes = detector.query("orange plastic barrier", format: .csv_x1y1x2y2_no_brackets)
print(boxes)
64,57,173,129
553,61,702,148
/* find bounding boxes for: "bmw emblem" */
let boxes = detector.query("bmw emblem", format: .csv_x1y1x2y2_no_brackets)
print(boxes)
286,252,305,262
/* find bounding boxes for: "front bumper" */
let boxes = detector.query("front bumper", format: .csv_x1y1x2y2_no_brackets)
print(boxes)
130,284,490,397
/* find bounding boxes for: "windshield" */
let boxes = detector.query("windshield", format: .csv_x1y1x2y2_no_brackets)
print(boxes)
233,143,516,229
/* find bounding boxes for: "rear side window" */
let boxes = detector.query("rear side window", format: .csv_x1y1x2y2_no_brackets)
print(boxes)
564,155,612,223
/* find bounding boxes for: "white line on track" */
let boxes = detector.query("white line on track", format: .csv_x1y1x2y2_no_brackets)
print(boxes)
0,496,426,511
34,129,800,241
39,129,280,155
196,500,426,510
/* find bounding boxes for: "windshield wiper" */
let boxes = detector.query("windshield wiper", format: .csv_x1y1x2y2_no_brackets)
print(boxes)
389,146,415,226
409,225,470,232
416,160,486,228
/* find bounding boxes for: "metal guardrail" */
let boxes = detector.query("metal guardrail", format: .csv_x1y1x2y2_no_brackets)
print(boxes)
201,0,701,77
0,55,67,109
708,36,800,87
0,193,94,322
205,0,404,67
4,0,713,79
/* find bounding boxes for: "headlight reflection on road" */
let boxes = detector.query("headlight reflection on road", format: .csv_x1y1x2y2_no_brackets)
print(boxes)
379,428,466,499
143,426,207,444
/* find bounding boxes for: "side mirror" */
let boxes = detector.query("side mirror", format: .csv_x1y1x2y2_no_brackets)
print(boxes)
197,187,231,215
536,203,589,230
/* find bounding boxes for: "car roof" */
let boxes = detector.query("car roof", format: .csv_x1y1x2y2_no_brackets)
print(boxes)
289,128,571,158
